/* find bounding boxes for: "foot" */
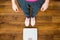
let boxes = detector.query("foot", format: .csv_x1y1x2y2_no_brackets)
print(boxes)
25,17,30,27
31,17,35,26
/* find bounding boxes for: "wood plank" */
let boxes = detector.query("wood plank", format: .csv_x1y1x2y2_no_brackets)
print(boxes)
0,0,60,40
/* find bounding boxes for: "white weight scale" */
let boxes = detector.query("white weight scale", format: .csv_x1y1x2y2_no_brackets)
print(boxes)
23,28,37,40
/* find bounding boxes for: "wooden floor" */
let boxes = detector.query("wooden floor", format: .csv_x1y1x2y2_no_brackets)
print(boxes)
0,0,60,40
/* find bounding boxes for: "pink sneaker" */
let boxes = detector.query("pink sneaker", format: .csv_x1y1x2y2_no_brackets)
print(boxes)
25,17,30,27
31,17,35,26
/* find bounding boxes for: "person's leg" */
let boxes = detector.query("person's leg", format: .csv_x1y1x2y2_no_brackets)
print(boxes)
30,0,45,26
17,0,30,26
31,0,45,17
17,0,30,18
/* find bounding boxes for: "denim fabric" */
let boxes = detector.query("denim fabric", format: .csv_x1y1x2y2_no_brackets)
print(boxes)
17,0,44,18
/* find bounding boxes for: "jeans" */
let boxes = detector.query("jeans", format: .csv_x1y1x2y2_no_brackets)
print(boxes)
17,0,44,18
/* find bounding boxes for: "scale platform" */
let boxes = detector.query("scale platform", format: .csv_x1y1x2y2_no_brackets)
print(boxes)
23,28,37,40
